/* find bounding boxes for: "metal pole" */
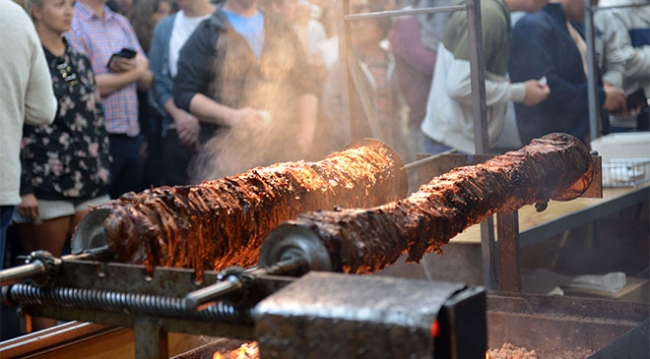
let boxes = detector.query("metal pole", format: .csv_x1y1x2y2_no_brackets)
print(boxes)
585,0,601,142
467,0,489,154
0,262,46,287
339,0,357,141
497,211,521,292
344,5,467,19
466,0,496,290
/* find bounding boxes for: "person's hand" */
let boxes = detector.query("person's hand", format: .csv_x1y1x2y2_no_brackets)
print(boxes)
522,79,551,106
603,85,627,113
133,55,149,76
109,56,137,73
174,111,200,149
18,194,39,221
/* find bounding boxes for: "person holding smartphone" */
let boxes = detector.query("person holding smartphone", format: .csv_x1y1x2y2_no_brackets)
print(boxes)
67,0,153,198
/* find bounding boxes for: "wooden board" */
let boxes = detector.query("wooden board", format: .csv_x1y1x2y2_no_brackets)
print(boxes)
450,183,649,244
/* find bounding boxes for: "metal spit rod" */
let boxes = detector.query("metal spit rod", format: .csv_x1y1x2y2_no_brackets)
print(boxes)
0,245,113,288
0,262,47,288
185,257,306,311
403,149,458,173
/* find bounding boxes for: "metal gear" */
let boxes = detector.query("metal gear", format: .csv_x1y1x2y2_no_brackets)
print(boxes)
25,250,61,288
216,266,254,307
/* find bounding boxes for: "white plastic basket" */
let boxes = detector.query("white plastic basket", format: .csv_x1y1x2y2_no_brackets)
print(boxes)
601,158,650,187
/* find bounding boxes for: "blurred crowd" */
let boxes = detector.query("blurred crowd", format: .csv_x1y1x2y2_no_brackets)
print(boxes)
0,0,648,336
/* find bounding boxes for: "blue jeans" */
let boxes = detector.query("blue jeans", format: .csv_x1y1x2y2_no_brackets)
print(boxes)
108,134,144,199
0,205,15,270
424,135,453,154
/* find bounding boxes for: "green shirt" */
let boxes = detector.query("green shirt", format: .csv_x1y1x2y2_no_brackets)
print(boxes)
443,0,511,75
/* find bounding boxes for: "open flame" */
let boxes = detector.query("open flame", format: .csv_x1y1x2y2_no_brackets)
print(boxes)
213,340,492,359
213,342,259,359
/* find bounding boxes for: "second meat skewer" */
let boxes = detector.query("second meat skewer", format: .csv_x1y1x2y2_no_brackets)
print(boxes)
260,133,595,275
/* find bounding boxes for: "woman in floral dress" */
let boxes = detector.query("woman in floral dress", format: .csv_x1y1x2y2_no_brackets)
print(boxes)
15,0,111,330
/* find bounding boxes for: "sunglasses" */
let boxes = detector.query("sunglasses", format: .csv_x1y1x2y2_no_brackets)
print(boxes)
56,60,78,86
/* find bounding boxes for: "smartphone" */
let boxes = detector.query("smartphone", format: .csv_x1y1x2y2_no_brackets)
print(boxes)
626,88,647,109
106,47,137,68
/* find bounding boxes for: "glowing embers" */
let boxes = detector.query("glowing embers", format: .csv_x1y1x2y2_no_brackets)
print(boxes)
213,342,259,359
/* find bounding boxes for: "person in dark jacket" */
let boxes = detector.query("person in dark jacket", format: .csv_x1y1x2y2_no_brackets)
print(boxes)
173,0,319,181
509,0,627,144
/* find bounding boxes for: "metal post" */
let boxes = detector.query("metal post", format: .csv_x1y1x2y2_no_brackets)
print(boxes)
134,318,168,359
497,211,521,292
466,0,497,290
467,0,489,153
585,0,601,142
338,0,357,141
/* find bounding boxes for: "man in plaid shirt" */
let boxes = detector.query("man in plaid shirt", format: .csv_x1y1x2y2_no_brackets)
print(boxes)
67,0,152,198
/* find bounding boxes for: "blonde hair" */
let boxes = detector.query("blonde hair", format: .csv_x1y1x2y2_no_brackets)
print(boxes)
20,0,45,21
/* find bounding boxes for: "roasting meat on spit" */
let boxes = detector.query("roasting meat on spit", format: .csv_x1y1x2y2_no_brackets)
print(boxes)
264,133,594,274
91,139,407,276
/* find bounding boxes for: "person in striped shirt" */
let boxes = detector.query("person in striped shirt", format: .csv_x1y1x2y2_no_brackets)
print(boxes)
67,0,153,198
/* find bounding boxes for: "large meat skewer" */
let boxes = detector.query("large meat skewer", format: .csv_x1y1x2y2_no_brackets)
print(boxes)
94,139,407,277
261,133,594,275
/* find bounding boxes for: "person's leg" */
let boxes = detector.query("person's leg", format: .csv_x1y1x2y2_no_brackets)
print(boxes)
0,205,15,270
17,216,72,258
162,129,194,186
17,215,74,331
108,135,144,198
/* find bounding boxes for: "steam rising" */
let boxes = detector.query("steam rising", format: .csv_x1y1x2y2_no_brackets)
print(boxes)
189,15,312,182
189,111,300,182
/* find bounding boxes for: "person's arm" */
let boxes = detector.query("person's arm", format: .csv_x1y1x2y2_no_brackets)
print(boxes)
623,43,650,81
136,68,153,91
595,11,627,88
24,39,56,126
186,93,238,126
95,56,148,97
173,19,270,129
443,12,529,107
609,9,650,83
18,150,39,220
174,20,234,125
